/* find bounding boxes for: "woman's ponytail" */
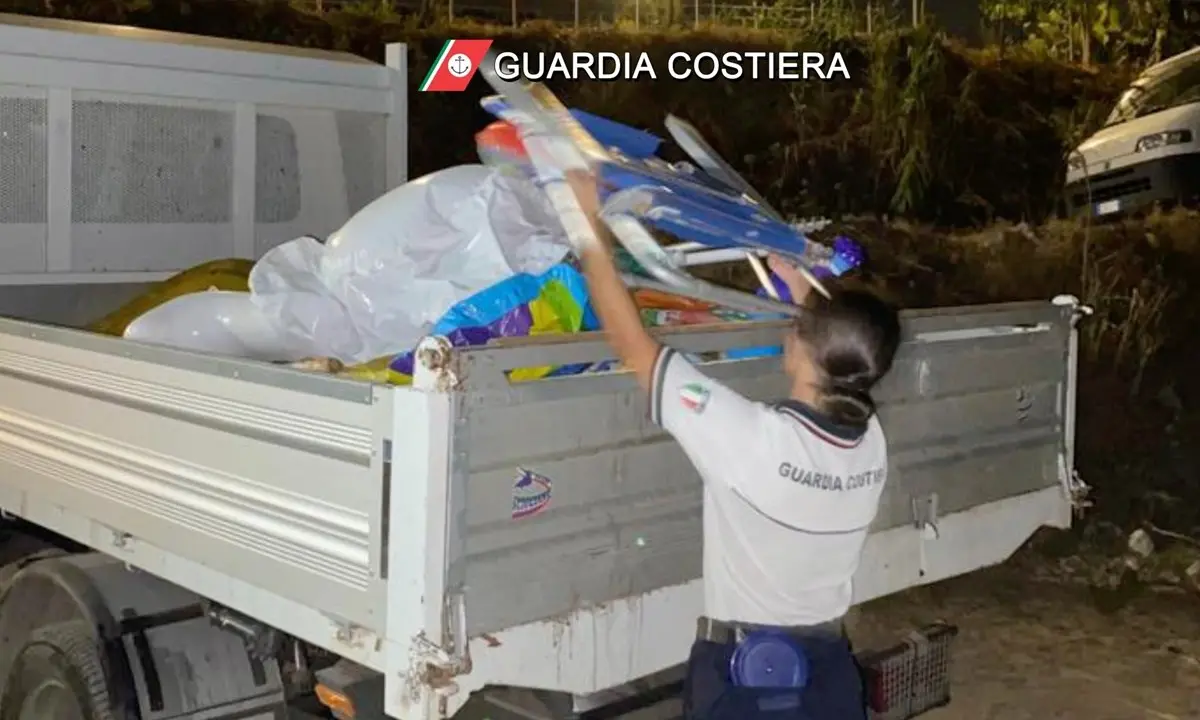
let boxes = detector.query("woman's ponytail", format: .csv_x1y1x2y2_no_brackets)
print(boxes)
794,289,901,429
823,373,876,429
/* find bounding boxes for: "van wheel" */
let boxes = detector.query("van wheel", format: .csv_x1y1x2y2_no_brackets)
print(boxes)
1,621,116,720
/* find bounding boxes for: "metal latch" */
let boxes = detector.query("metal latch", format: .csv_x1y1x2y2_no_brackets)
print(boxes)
1061,461,1092,514
407,593,472,699
332,621,374,649
1051,294,1094,322
911,493,939,537
912,494,940,579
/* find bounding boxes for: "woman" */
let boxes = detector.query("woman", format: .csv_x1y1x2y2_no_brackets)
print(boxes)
565,170,901,720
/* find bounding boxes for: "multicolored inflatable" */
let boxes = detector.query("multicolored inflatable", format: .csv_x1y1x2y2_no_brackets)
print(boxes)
342,263,600,385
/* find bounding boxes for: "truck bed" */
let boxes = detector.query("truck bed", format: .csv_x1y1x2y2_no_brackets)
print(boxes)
447,300,1076,634
0,318,391,664
0,298,1080,720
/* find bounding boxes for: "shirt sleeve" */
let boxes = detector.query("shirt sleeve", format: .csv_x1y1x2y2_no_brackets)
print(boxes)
648,347,768,482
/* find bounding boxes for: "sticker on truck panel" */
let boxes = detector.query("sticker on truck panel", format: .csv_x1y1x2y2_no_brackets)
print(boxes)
512,468,552,519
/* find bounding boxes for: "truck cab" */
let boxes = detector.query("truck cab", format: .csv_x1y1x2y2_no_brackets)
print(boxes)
0,12,404,327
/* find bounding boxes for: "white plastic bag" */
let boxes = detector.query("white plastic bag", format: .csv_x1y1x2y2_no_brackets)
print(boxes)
249,164,569,363
243,236,366,361
123,290,313,362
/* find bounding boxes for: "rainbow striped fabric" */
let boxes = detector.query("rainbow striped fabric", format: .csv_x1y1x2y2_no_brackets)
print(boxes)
344,264,600,385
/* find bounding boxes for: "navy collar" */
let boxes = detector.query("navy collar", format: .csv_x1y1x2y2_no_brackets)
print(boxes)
772,399,866,445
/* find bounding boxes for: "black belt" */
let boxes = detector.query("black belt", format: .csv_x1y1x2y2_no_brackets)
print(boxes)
697,616,845,644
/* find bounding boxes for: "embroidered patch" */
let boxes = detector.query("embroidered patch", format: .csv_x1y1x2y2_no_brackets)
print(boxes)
679,382,711,413
511,468,552,520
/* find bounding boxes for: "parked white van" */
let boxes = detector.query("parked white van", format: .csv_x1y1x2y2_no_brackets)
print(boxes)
1065,46,1200,217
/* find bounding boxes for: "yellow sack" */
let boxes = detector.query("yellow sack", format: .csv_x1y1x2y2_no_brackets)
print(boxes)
339,356,413,385
89,258,255,336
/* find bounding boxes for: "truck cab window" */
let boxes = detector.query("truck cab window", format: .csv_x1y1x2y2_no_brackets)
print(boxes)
256,114,301,224
72,100,234,223
70,101,301,225
335,111,387,216
0,96,47,224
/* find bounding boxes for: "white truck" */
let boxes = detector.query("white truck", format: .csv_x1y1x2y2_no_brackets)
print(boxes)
0,13,1085,720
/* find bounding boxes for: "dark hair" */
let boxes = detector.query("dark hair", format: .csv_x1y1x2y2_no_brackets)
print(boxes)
794,289,901,429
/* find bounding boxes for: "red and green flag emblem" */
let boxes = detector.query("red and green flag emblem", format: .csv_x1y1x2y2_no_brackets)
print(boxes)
419,39,494,92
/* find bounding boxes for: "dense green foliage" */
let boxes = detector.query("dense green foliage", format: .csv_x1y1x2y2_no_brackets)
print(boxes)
7,0,1128,224
979,0,1200,67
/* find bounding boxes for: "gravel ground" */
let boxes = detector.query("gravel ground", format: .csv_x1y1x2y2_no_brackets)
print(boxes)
463,558,1200,720
850,563,1200,720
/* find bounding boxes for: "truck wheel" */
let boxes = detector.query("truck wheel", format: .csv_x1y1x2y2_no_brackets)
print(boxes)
1,620,116,720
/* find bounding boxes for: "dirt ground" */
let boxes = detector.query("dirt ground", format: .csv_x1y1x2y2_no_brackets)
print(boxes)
469,555,1200,720
9,522,1196,719
850,560,1200,720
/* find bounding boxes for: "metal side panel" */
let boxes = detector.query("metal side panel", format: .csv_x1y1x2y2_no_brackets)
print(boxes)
0,318,391,629
448,301,1074,636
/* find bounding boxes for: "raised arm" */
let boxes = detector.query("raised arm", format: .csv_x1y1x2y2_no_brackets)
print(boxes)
565,170,661,392
767,253,816,308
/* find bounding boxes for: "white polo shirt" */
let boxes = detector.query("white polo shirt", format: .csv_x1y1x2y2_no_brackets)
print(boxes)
649,348,889,627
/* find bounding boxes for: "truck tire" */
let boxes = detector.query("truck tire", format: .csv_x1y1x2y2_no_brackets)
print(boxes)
0,620,117,720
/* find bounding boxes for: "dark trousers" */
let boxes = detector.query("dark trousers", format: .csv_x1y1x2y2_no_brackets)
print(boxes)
682,630,867,720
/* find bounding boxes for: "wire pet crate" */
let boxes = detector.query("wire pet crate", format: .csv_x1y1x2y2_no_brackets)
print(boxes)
857,623,958,720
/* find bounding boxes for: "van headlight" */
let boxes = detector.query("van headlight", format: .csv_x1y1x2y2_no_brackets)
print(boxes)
1135,129,1193,152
